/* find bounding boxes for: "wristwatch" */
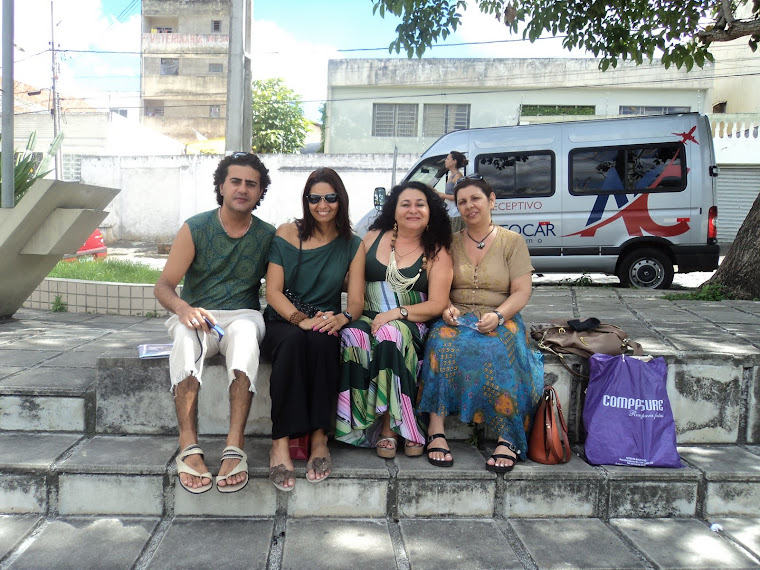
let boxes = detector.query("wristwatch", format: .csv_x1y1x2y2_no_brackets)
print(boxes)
492,310,505,326
399,306,409,320
342,310,353,322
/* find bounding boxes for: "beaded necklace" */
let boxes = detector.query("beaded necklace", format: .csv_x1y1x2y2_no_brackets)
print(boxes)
386,225,427,292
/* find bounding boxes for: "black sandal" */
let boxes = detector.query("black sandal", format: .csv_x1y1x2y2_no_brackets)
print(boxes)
426,433,453,468
486,440,518,474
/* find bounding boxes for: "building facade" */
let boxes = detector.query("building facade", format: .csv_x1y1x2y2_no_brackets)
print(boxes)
324,58,715,154
141,0,230,143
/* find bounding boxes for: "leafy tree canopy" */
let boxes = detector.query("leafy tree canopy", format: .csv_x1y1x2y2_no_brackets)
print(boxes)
371,0,760,70
251,78,309,154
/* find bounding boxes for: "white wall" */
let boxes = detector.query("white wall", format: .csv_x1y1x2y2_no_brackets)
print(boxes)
325,58,714,154
82,153,417,242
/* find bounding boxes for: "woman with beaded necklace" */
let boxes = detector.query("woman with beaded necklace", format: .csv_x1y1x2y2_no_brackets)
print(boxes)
335,181,453,458
418,175,544,472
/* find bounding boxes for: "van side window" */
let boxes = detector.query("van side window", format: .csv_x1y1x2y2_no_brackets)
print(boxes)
406,154,448,192
570,143,686,195
476,151,554,199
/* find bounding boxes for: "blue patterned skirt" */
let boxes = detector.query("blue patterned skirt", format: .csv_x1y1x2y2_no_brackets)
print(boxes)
417,312,544,457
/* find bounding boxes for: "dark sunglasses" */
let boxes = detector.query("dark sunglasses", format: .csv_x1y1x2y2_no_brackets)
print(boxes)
306,193,339,204
230,152,252,159
455,173,484,186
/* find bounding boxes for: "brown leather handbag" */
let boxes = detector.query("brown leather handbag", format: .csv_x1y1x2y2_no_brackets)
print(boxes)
528,386,572,465
530,318,643,377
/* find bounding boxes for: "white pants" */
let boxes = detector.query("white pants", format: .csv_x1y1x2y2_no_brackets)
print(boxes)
165,308,265,394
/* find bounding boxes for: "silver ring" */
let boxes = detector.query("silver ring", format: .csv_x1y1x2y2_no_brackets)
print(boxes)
322,315,328,320
191,318,199,325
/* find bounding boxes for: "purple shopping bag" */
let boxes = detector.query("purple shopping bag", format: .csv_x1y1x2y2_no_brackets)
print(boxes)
583,354,681,468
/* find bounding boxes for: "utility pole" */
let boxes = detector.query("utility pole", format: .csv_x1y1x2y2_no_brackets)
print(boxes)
50,1,62,179
225,0,252,153
2,0,15,208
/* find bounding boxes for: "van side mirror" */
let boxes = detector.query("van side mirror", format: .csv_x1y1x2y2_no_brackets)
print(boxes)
374,187,386,211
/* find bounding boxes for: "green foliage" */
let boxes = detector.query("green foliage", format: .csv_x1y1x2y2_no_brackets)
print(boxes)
521,104,595,116
0,131,64,205
51,294,68,313
370,0,760,71
251,78,309,154
48,259,164,284
664,283,732,301
144,311,160,318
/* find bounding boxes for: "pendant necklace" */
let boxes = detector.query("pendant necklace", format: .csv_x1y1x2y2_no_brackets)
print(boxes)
466,224,494,249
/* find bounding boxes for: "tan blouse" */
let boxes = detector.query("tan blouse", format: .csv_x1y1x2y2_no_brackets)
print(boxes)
450,226,534,318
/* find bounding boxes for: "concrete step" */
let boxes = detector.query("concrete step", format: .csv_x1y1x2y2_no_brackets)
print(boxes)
2,515,759,569
1,433,759,520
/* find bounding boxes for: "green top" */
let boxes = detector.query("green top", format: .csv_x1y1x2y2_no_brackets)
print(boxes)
264,233,362,319
181,209,275,310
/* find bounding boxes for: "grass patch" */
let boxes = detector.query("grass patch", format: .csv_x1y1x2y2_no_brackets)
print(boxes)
48,259,164,284
664,283,731,301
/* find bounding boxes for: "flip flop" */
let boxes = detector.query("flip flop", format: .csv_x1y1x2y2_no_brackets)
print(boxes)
216,445,249,493
376,435,398,459
426,433,454,468
269,464,295,492
306,455,332,484
176,444,213,494
486,440,518,474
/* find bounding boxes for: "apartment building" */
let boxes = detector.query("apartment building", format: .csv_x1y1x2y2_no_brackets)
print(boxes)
141,0,230,143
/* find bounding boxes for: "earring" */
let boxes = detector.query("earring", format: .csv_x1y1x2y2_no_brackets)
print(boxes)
393,221,398,232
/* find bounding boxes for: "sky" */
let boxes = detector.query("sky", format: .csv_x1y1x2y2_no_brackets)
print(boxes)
4,0,588,121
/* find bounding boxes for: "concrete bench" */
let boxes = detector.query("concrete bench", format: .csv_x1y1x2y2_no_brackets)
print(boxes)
95,351,759,444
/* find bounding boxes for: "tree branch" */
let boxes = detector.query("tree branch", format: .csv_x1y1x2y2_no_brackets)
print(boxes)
697,18,760,42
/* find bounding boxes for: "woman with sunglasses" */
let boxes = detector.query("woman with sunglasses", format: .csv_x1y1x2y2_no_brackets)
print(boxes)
417,175,544,472
335,182,453,458
263,168,365,491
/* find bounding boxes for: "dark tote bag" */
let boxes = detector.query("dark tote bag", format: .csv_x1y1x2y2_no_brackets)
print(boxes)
583,354,681,468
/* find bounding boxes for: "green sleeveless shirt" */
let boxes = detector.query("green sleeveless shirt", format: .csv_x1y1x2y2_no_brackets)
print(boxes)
181,209,275,310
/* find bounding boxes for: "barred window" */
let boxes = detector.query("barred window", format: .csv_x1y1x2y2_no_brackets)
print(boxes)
619,106,690,115
372,104,418,137
145,105,164,117
423,104,470,137
160,58,178,76
211,20,222,32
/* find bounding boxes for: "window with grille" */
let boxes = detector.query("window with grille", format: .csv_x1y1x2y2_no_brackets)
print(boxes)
209,63,223,73
619,106,690,115
160,58,178,76
372,104,418,137
210,105,221,118
211,20,222,32
145,105,165,117
423,104,470,137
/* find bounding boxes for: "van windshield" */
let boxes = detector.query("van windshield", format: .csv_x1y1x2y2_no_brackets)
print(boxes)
406,155,448,192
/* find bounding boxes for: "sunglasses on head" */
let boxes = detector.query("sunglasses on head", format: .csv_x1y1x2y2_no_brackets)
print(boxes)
230,152,252,159
306,193,339,204
455,173,484,186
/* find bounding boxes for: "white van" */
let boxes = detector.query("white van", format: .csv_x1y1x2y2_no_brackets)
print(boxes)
373,113,719,289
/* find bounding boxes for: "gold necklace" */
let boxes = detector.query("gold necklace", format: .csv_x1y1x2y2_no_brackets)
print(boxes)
466,224,494,249
218,207,252,237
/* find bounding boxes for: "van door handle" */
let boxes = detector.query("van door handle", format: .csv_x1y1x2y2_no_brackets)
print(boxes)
709,166,719,177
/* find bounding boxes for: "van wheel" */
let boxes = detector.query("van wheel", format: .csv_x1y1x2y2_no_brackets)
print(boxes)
618,249,674,289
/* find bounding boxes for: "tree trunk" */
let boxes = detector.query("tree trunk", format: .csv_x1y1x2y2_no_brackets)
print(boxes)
706,193,760,300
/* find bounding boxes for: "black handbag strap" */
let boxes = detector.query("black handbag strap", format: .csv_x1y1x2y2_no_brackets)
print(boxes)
290,221,303,288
